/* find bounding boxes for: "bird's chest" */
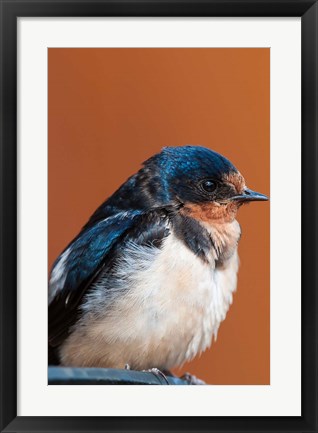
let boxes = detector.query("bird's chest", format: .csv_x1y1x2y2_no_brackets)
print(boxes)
82,229,239,369
204,219,241,265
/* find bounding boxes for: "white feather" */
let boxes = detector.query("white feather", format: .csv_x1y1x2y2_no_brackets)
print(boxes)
59,221,240,370
48,248,71,304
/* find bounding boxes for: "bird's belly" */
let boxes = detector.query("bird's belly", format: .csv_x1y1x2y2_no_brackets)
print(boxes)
59,234,239,369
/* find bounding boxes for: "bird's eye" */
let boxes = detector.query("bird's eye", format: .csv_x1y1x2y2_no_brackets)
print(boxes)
200,179,217,193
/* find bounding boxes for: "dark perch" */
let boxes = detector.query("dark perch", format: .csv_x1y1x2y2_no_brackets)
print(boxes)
48,366,191,385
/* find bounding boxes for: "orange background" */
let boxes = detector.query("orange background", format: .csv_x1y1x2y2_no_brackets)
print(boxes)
48,48,270,384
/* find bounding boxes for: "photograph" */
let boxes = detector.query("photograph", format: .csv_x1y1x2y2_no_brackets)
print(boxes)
48,48,270,385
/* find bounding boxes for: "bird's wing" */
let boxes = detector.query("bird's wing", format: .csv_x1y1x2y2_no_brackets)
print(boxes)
48,208,172,351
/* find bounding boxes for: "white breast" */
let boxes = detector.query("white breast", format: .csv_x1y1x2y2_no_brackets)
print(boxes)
60,229,239,370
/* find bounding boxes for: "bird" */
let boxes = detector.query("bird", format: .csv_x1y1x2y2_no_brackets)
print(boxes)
48,145,268,376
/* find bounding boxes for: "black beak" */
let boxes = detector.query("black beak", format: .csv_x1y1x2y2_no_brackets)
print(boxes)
231,187,268,203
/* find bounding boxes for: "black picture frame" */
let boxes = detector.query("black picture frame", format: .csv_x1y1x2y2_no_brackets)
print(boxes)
0,1,317,432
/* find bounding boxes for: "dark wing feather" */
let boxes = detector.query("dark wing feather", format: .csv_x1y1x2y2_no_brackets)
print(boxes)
48,210,141,349
48,207,174,361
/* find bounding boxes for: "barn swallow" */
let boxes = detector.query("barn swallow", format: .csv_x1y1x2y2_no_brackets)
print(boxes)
48,146,268,376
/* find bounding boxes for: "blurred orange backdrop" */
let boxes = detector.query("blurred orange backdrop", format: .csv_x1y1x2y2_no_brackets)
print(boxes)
48,48,270,384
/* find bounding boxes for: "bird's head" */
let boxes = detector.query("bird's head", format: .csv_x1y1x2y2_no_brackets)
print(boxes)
140,145,268,223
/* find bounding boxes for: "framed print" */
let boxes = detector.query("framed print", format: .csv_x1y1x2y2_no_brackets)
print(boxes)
0,1,317,432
